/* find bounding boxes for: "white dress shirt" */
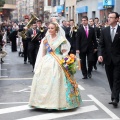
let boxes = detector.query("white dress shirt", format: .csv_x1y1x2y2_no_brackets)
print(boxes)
110,24,118,37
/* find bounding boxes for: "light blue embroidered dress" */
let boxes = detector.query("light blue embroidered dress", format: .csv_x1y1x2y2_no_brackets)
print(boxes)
29,36,82,110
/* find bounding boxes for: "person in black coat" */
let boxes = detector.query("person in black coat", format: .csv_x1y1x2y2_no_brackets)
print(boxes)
76,16,97,79
27,22,40,69
36,20,47,43
69,19,78,55
61,20,71,45
98,12,120,107
89,18,101,70
19,19,30,64
9,28,18,52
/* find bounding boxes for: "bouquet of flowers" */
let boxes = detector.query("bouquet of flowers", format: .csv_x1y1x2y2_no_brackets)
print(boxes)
60,54,80,75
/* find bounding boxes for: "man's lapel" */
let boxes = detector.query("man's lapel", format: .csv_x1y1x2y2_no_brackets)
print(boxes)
112,25,120,43
107,26,112,43
88,25,91,38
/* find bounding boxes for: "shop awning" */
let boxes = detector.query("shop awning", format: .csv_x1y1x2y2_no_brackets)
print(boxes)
0,4,16,9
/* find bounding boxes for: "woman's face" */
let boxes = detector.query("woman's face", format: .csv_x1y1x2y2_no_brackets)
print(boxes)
48,24,56,35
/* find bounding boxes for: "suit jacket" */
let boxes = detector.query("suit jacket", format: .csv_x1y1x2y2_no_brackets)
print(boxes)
98,25,120,65
94,25,101,39
69,26,77,47
27,28,40,43
76,25,97,53
62,25,70,42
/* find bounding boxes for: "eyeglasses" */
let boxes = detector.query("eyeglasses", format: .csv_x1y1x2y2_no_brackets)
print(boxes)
108,17,116,19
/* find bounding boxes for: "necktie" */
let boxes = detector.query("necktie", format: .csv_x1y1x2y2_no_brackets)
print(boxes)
111,28,115,42
70,27,73,38
85,26,88,38
33,30,36,36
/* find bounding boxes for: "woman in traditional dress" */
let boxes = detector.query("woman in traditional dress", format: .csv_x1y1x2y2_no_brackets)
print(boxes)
29,22,82,110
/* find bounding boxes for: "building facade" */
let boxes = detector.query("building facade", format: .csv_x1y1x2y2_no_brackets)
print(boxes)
33,0,44,20
65,0,77,22
16,0,34,21
76,0,120,24
44,0,52,22
0,0,16,21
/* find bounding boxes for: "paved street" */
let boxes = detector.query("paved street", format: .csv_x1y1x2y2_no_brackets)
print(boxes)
0,45,120,120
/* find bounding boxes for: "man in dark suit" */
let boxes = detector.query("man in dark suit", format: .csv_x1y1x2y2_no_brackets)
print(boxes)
27,22,40,69
61,20,71,45
19,17,29,64
89,18,101,70
98,12,120,107
76,16,97,79
69,19,78,54
36,20,47,42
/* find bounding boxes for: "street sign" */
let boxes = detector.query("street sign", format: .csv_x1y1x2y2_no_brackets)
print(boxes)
103,0,114,8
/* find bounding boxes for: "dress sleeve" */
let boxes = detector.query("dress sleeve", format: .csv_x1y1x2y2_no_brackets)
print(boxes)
61,40,70,56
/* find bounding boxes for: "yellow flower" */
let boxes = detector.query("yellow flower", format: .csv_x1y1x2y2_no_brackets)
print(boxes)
60,59,65,64
70,54,76,59
67,59,74,64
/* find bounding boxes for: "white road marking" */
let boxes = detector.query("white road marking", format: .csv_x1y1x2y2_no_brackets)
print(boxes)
17,105,98,120
0,100,92,105
0,102,29,105
88,95,120,119
0,76,8,78
0,105,31,115
4,59,10,61
78,85,85,90
0,78,32,80
13,86,31,93
12,84,85,93
3,63,9,64
0,69,7,70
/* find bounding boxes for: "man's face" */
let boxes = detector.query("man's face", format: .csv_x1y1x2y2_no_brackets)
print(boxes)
37,22,42,28
69,21,74,26
108,13,118,25
119,16,120,23
62,21,66,26
94,18,99,24
82,18,88,26
25,19,29,23
66,22,70,27
89,19,94,26
32,23,37,29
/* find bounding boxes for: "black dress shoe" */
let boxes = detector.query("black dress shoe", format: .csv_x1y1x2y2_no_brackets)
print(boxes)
88,73,92,78
108,101,113,104
82,76,88,79
94,66,97,70
1,59,4,63
24,61,27,64
112,99,118,107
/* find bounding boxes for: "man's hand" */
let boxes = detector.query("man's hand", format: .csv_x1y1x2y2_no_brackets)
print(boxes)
76,50,80,54
98,56,103,62
31,34,34,38
24,27,28,30
94,49,97,53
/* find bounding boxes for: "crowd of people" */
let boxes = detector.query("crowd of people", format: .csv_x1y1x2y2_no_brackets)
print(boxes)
0,11,120,110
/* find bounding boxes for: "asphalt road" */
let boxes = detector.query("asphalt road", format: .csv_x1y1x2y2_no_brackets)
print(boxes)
0,45,120,120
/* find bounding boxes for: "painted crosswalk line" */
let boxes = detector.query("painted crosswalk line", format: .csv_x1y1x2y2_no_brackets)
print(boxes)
17,105,98,120
88,95,120,119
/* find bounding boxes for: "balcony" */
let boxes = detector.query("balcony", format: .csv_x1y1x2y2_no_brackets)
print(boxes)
1,4,16,9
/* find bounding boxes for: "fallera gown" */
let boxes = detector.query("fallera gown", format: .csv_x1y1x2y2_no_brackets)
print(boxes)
29,36,82,110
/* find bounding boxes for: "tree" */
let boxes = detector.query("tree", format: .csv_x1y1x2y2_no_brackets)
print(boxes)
0,0,5,7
